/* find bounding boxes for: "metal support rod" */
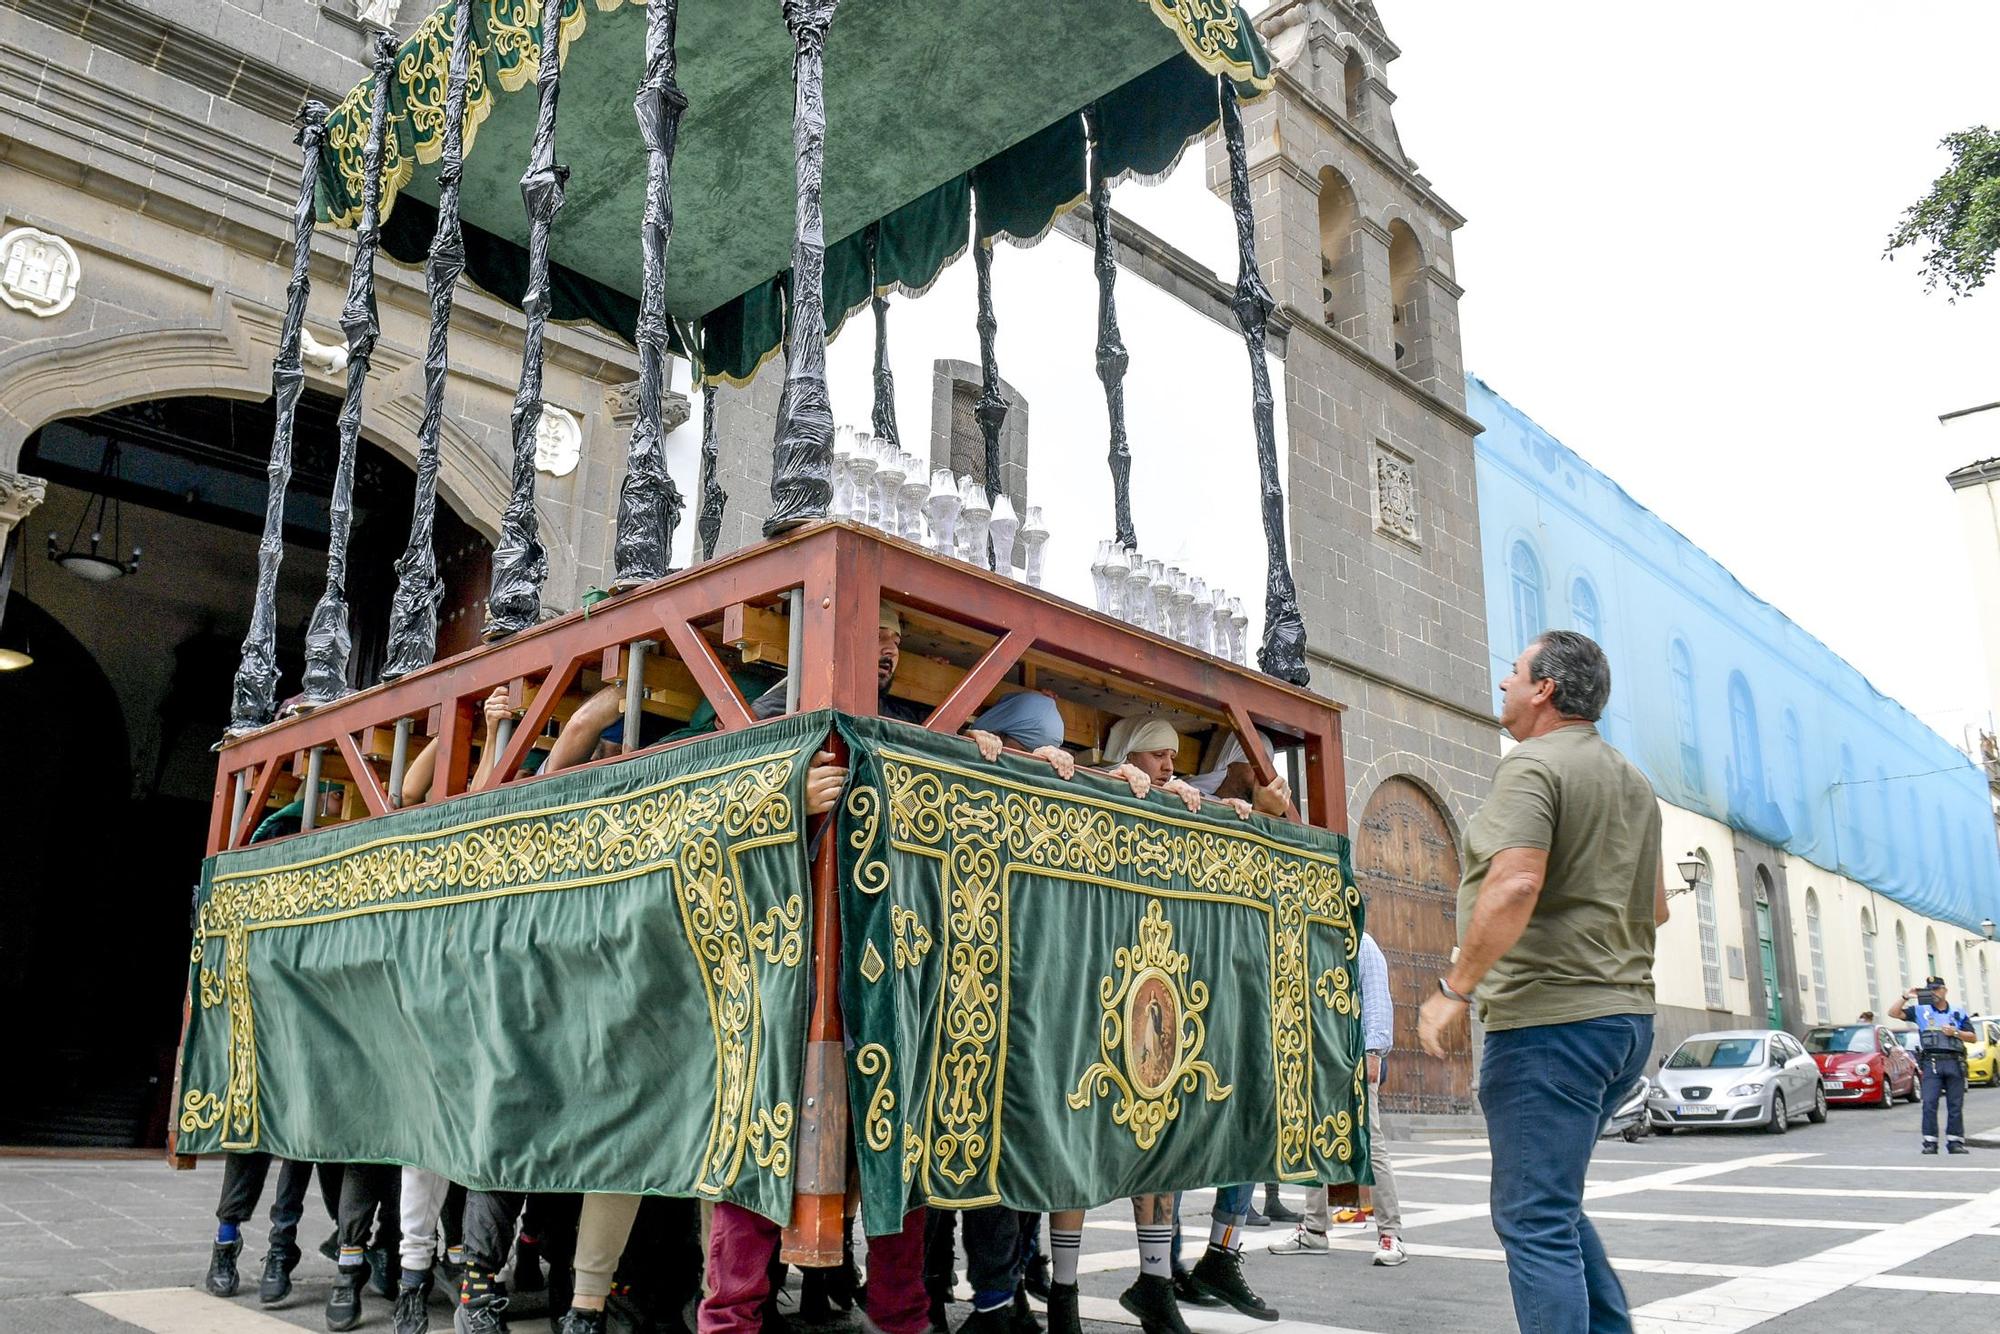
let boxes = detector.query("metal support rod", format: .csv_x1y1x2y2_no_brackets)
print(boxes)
624,639,652,754
230,770,250,834
784,588,805,715
612,0,688,588
696,381,726,562
301,746,325,833
866,223,900,451
1084,103,1137,551
1219,78,1310,687
971,231,1006,509
387,716,413,808
382,0,476,682
301,32,398,707
484,0,570,637
494,716,516,767
227,100,329,735
764,0,839,537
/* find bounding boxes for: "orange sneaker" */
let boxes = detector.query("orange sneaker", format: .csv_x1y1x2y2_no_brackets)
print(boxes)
1330,1206,1374,1226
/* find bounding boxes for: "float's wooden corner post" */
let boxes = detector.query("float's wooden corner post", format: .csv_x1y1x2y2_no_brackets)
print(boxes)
783,527,880,1265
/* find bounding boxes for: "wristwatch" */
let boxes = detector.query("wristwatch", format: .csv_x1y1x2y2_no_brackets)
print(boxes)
1437,977,1473,1004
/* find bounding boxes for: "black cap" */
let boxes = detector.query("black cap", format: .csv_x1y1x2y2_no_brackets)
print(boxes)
1925,975,1947,988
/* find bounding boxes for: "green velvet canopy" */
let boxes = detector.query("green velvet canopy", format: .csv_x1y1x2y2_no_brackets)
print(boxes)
319,0,1271,383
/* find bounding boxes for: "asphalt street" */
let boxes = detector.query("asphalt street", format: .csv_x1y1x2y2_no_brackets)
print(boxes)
5,1091,2000,1334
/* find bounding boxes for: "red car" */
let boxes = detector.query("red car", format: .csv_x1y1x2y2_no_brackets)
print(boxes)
1804,1023,1919,1106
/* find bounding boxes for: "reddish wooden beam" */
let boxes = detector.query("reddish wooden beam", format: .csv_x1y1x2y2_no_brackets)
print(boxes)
429,695,471,805
782,726,850,1268
231,759,285,850
335,731,390,816
1226,700,1303,824
926,627,1032,736
659,614,754,730
476,654,583,792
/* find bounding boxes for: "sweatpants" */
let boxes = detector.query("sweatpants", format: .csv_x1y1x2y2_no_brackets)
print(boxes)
700,1200,928,1334
398,1167,450,1274
574,1193,643,1301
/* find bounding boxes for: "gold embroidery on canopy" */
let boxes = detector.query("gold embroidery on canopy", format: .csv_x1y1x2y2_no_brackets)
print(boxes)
856,1043,896,1153
745,1103,794,1177
860,940,887,985
180,1090,223,1134
846,783,889,895
891,904,933,970
750,893,805,967
1068,899,1233,1151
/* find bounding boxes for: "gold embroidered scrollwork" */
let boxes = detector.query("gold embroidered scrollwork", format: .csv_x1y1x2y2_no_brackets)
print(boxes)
855,1044,896,1153
749,893,804,967
745,1103,794,1177
198,968,225,1009
1067,900,1233,1151
902,1124,926,1182
1314,966,1353,1014
846,783,889,895
1312,1109,1354,1162
890,905,933,970
180,1090,223,1134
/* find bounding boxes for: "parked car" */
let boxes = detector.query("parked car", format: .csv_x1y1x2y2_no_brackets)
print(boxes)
1967,1016,2000,1087
1803,1023,1918,1107
1599,1078,1652,1142
1647,1030,1827,1133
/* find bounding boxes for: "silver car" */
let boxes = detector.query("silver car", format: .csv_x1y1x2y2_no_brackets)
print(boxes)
1646,1029,1827,1134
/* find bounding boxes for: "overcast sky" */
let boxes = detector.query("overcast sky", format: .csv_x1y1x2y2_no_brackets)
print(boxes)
1370,2,2000,745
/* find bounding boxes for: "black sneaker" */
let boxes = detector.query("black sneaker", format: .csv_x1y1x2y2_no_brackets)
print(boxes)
557,1311,608,1334
1922,1143,1940,1154
1045,1283,1080,1334
512,1236,546,1293
328,1265,367,1332
1171,1268,1218,1308
394,1278,433,1334
260,1249,297,1305
1949,1143,1971,1155
1187,1249,1278,1321
205,1238,243,1298
1022,1255,1052,1303
455,1272,510,1334
1118,1275,1190,1334
369,1245,402,1299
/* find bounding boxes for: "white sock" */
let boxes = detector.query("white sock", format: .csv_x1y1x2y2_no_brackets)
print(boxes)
1136,1225,1173,1278
1050,1228,1082,1286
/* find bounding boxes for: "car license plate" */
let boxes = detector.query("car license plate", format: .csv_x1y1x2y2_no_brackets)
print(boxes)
1822,1078,1846,1088
1676,1104,1716,1116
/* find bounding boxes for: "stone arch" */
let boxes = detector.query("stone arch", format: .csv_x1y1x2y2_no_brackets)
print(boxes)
0,299,511,544
1343,749,1467,842
1315,166,1364,340
1386,218,1424,370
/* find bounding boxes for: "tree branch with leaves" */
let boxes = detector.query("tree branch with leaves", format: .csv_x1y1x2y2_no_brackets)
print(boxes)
1887,125,2000,299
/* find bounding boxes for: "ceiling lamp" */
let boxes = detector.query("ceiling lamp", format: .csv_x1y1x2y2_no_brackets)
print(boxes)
48,440,140,582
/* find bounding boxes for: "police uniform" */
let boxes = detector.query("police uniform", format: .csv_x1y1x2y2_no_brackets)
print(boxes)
1904,977,1973,1154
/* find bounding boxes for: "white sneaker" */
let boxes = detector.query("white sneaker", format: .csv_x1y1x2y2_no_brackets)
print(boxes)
1267,1227,1329,1255
1371,1234,1406,1267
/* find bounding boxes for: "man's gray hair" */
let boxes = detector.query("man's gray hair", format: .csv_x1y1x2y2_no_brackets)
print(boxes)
1528,630,1611,721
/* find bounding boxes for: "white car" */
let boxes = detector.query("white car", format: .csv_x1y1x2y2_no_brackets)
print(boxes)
1647,1029,1827,1134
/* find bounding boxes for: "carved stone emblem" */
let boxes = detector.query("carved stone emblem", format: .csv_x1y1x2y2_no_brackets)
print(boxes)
533,404,582,477
0,227,81,318
1372,447,1419,545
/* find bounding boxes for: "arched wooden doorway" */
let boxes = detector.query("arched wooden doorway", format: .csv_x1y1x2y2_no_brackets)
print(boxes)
1355,775,1473,1113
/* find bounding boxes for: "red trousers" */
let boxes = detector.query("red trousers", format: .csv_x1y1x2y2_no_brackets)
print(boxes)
700,1202,929,1334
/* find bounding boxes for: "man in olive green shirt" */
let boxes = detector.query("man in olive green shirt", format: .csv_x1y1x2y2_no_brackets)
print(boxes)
1418,630,1668,1334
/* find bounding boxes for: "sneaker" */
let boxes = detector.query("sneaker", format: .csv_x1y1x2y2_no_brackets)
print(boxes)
1330,1206,1373,1226
1118,1274,1192,1334
1371,1235,1407,1267
1949,1143,1971,1155
1261,1199,1303,1225
1171,1268,1218,1308
455,1270,510,1334
327,1265,367,1332
260,1249,297,1305
1922,1143,1939,1155
1045,1283,1080,1334
205,1238,243,1298
513,1235,546,1293
558,1310,609,1334
1186,1249,1278,1321
1267,1227,1329,1256
394,1279,433,1334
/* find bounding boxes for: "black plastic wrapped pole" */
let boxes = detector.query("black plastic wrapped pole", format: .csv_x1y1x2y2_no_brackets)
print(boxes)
611,0,688,588
971,233,1006,509
1220,78,1310,687
764,0,838,537
484,0,570,637
228,101,330,733
1084,104,1137,551
300,33,397,707
381,0,474,682
696,381,725,561
866,223,899,451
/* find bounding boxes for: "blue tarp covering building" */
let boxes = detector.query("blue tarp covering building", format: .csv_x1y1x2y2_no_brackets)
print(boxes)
1470,376,2000,931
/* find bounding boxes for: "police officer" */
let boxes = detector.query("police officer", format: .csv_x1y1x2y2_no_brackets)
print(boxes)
1893,976,1976,1154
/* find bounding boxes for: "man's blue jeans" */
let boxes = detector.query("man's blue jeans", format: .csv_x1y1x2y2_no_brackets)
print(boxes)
1480,1012,1653,1334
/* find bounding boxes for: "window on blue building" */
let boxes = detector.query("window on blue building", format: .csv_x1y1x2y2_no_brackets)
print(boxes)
1669,639,1701,791
1568,575,1601,642
1781,708,1809,838
1509,541,1545,658
1727,672,1764,803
